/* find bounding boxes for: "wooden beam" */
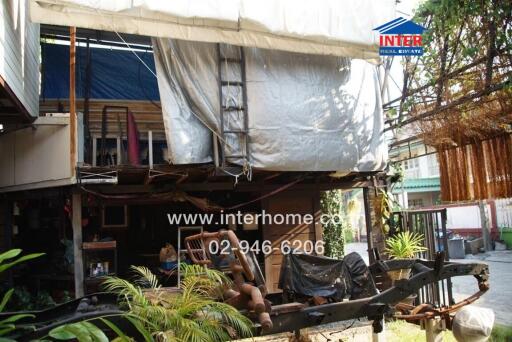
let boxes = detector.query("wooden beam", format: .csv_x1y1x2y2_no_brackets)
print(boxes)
72,192,84,298
70,27,77,177
84,179,371,196
363,187,375,264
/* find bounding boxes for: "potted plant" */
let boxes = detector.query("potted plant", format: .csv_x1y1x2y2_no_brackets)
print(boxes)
385,231,427,282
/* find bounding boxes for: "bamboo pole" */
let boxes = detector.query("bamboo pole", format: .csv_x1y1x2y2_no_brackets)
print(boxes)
70,27,77,176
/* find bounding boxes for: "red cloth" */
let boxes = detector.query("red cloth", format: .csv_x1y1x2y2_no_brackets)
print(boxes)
127,111,140,165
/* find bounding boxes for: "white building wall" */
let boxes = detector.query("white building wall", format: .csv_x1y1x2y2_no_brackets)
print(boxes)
0,0,40,116
403,154,439,180
495,198,512,229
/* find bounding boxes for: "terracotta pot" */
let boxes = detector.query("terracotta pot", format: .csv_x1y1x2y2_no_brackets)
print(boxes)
399,293,417,305
387,268,411,282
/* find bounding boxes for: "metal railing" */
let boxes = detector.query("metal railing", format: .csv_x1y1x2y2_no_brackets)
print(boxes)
393,208,454,306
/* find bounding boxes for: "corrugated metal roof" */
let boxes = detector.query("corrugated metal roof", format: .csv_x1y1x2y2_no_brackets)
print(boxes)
393,177,440,193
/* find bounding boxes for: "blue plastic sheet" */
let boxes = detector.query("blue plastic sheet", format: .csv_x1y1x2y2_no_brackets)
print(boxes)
41,43,159,101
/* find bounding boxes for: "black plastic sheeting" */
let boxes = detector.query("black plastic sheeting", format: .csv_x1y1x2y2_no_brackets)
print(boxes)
278,252,378,301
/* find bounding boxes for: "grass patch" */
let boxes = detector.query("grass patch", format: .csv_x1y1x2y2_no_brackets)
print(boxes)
490,324,512,342
387,320,512,342
386,320,456,342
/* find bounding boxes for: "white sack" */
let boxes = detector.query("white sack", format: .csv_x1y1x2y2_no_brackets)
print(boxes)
452,306,494,342
29,0,396,60
153,38,387,172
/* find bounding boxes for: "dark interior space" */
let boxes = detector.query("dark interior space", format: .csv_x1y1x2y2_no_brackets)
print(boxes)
3,189,265,306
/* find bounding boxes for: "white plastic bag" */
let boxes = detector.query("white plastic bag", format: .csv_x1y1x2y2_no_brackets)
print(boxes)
452,306,494,342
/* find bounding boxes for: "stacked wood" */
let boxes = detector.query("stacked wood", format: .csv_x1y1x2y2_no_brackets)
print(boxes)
39,99,166,140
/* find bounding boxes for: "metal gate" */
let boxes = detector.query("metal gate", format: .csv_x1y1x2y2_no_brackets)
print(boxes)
392,209,454,307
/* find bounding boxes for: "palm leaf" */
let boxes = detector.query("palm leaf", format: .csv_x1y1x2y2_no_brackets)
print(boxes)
385,231,427,258
0,253,45,274
0,250,21,264
130,266,160,289
125,315,155,342
99,318,129,341
102,265,253,341
0,289,14,313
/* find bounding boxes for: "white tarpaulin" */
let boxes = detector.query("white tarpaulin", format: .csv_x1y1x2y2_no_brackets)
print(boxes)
153,39,387,172
29,0,396,60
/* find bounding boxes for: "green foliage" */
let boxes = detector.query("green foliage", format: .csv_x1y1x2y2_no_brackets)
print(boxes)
374,190,399,235
321,190,345,259
388,163,404,186
52,264,253,342
7,287,57,311
50,321,109,341
490,324,512,342
343,228,354,244
0,249,44,274
385,231,427,259
0,249,43,339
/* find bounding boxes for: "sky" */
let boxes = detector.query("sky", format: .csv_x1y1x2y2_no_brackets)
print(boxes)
385,0,425,102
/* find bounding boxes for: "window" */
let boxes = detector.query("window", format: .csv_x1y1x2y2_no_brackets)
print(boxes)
402,158,419,170
408,199,424,208
427,154,440,176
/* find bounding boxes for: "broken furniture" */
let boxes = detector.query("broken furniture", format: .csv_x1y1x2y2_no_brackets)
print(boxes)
184,229,489,336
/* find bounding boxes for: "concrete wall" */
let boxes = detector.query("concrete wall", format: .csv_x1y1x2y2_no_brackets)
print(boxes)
0,116,75,191
0,0,40,116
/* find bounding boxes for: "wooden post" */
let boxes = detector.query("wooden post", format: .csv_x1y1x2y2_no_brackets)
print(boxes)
372,320,386,342
70,27,77,177
212,134,219,167
363,187,375,264
423,318,444,342
116,137,122,165
92,135,97,166
479,201,492,251
148,130,153,169
72,192,84,298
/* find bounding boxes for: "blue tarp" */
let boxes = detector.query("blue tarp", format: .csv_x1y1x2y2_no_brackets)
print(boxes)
41,43,159,100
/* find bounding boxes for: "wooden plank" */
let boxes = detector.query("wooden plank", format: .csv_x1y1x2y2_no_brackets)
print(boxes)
83,241,117,250
262,190,319,293
72,192,84,298
40,99,165,137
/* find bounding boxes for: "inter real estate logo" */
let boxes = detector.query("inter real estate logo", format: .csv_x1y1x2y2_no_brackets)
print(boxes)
374,17,426,56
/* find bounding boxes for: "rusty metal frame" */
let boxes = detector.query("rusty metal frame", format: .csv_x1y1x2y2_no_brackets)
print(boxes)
262,255,488,335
